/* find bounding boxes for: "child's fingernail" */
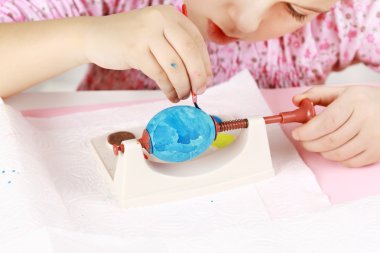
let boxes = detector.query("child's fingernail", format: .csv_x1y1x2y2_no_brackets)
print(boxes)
197,85,206,94
292,130,299,140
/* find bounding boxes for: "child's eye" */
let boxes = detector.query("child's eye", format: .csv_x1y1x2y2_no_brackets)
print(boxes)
285,3,307,22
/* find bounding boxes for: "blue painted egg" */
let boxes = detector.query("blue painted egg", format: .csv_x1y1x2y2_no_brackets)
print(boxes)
211,115,223,123
146,106,216,162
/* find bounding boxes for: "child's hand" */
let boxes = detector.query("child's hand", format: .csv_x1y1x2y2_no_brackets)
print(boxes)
292,86,380,167
84,5,212,102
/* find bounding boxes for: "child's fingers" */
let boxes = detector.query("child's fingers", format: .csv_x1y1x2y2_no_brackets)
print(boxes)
292,94,354,141
340,148,379,168
163,23,208,95
300,110,360,153
141,50,179,103
177,12,213,80
149,37,191,100
293,86,345,106
320,131,367,162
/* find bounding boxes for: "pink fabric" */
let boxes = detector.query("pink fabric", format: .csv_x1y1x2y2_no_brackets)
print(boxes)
2,0,380,89
20,88,380,204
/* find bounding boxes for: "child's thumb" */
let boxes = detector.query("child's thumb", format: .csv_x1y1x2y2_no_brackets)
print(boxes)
292,86,345,107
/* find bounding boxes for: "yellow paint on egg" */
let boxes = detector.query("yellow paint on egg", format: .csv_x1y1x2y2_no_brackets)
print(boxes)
212,133,236,149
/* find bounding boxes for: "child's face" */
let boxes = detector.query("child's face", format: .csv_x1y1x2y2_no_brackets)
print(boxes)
185,0,337,44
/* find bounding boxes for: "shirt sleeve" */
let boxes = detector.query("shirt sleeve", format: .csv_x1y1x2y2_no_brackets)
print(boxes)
329,0,380,72
0,0,121,23
0,0,181,22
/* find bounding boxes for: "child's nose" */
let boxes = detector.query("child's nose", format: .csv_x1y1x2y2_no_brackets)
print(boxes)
227,3,264,35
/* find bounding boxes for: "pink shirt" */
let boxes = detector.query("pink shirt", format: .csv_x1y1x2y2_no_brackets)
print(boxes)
1,0,380,89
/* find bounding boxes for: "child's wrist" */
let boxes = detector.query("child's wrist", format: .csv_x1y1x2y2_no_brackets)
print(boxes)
67,16,94,65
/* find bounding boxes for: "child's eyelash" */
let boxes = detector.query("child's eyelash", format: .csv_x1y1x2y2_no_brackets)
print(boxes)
285,3,307,22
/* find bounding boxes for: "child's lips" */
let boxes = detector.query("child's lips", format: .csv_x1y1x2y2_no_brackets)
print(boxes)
207,20,238,45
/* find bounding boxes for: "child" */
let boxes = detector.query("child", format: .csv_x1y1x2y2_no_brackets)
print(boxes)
0,0,379,167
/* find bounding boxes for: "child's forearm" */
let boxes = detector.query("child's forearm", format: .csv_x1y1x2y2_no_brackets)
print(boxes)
0,17,91,97
0,6,212,102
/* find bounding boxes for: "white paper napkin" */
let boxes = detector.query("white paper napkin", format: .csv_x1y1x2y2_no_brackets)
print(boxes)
7,195,380,253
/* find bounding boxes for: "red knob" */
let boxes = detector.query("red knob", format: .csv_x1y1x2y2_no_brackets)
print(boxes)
264,98,316,124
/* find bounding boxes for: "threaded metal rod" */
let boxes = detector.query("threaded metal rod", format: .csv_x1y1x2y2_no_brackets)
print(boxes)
216,119,249,132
